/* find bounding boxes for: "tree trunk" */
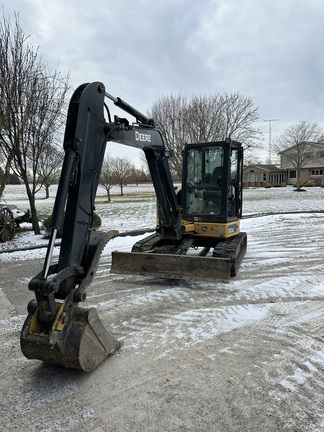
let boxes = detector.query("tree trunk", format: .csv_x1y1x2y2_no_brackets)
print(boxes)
45,185,50,199
296,168,301,190
107,189,111,202
0,156,12,199
120,183,124,196
30,204,40,234
26,187,41,234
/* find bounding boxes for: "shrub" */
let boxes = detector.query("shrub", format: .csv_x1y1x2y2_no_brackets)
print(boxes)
263,183,272,188
293,182,314,188
8,173,21,184
0,169,21,184
92,212,102,228
43,212,102,238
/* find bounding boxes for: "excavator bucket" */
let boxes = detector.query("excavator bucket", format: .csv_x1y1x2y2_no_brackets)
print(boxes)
111,251,233,280
21,300,119,372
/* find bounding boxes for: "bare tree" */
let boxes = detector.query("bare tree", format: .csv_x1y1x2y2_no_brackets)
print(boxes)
183,94,225,144
273,121,323,190
111,156,133,196
220,93,261,146
0,113,11,197
37,143,64,198
99,154,116,202
0,12,70,233
0,150,13,198
149,92,261,177
129,165,149,185
149,94,188,176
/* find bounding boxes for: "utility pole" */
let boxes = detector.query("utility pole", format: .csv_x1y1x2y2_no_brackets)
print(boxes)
264,119,279,164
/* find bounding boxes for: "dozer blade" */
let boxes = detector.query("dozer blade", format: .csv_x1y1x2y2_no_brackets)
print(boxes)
111,251,233,280
21,301,119,372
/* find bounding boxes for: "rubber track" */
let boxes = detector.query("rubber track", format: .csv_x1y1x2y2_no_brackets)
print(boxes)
212,232,247,276
131,233,162,252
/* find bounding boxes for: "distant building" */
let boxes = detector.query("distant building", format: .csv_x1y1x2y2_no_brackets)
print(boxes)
243,164,286,187
278,141,324,186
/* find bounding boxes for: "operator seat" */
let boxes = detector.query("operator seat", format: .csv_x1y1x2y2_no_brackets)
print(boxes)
211,166,222,187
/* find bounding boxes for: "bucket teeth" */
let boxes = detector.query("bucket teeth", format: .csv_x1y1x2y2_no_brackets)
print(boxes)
21,304,119,372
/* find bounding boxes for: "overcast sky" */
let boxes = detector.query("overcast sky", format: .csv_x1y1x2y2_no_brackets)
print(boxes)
2,0,324,164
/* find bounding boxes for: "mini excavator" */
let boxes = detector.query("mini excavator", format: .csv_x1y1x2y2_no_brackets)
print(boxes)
20,82,247,371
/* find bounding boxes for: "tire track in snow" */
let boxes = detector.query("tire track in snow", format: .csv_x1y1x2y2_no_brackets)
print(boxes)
79,213,324,431
220,299,324,430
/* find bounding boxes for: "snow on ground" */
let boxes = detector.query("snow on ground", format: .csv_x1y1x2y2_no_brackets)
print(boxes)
2,185,324,431
2,184,323,339
1,184,324,260
1,183,324,342
0,185,324,251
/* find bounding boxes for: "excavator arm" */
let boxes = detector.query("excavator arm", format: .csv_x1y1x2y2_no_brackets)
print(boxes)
21,81,182,371
104,114,181,240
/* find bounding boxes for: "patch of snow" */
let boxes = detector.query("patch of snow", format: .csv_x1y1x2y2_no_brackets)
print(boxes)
123,303,273,351
280,349,324,393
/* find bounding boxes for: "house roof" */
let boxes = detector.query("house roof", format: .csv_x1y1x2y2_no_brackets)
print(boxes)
277,141,324,155
244,164,285,173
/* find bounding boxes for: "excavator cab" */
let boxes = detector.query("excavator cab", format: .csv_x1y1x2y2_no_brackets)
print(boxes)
181,140,243,231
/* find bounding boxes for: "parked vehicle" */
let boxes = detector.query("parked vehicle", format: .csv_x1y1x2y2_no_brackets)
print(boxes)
0,201,31,242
